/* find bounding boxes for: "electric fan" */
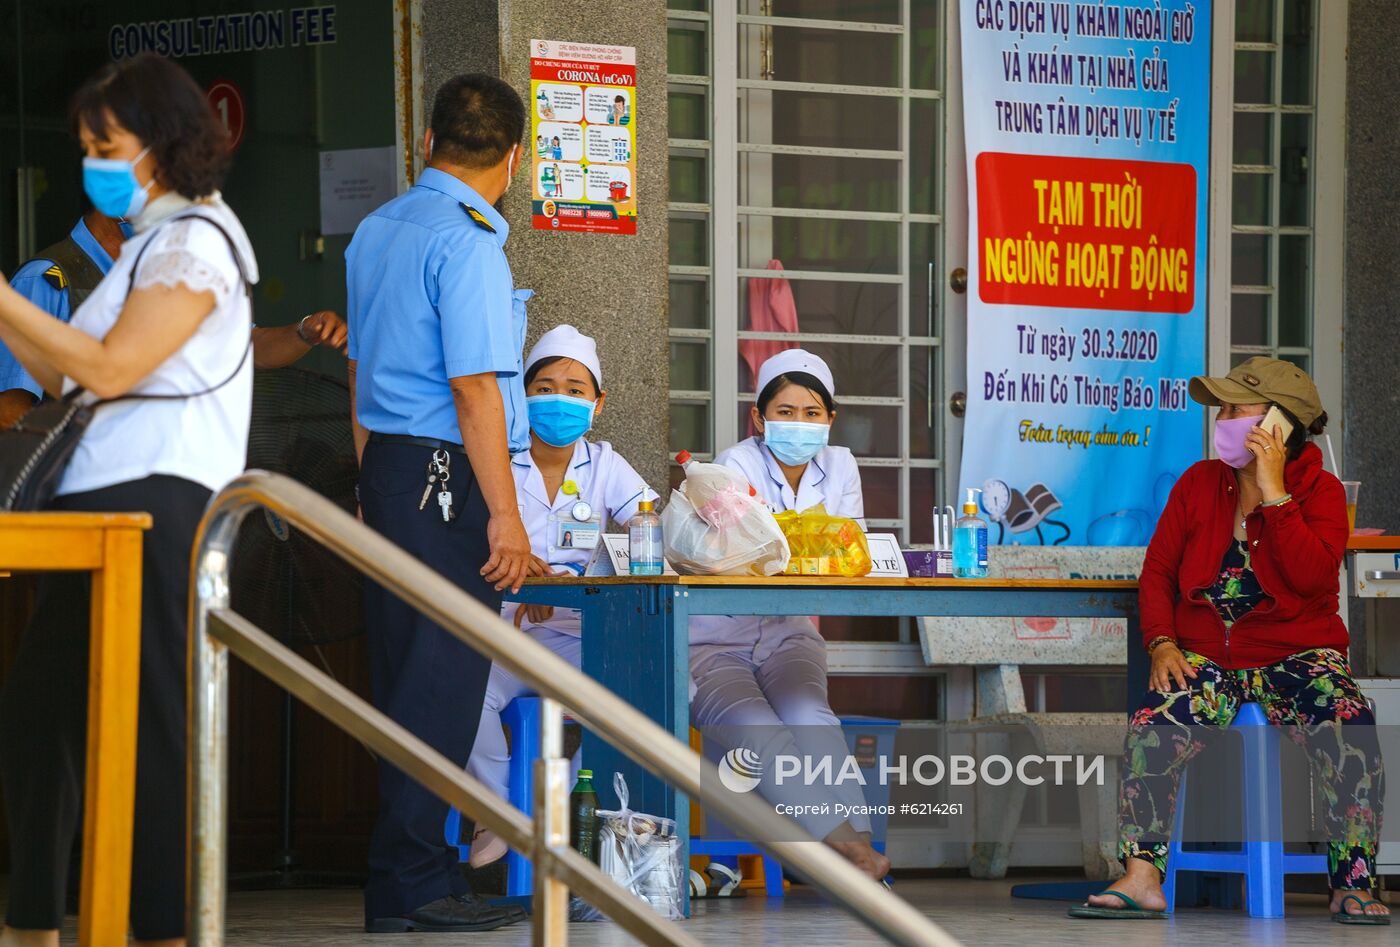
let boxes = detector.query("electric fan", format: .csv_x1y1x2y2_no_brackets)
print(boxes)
229,366,365,888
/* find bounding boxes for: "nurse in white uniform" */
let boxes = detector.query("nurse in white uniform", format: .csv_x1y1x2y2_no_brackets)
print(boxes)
690,349,891,881
466,324,657,867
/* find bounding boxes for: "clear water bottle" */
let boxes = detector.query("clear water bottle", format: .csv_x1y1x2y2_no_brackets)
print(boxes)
628,497,664,575
952,487,989,578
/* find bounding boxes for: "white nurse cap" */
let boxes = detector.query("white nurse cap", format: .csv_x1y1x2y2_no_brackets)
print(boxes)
525,324,603,388
755,348,836,399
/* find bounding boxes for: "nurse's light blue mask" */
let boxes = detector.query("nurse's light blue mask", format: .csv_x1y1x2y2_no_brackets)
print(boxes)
82,145,154,219
763,420,829,466
527,394,595,447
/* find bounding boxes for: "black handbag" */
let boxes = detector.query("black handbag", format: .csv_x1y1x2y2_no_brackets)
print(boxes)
0,212,251,512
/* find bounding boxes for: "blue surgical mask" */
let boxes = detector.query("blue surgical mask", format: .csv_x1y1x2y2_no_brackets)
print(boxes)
82,145,153,219
763,420,830,466
527,394,595,447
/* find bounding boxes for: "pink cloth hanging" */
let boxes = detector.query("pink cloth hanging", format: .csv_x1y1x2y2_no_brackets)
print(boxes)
740,260,800,435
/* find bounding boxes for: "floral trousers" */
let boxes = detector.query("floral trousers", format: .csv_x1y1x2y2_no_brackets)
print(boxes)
1119,648,1385,891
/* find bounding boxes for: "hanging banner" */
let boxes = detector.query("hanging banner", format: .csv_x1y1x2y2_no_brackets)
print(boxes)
530,38,637,235
958,0,1210,546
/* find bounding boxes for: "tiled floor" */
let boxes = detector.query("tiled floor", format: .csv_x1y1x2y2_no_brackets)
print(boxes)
4,877,1384,946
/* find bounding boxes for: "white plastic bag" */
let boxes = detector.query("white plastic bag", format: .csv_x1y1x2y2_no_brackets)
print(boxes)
662,462,789,576
573,773,683,921
671,457,747,514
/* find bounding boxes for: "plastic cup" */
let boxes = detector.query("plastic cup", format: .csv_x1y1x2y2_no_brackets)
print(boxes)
1342,481,1360,533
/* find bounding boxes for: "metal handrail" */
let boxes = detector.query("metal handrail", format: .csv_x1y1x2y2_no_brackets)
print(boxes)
187,471,961,946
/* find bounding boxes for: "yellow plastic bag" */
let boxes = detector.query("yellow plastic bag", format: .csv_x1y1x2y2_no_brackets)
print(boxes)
772,504,872,577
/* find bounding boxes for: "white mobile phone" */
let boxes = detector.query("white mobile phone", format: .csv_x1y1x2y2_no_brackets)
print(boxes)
1259,405,1296,443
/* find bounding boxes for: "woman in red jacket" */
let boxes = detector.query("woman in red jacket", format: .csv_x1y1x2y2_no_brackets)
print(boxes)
1072,358,1387,924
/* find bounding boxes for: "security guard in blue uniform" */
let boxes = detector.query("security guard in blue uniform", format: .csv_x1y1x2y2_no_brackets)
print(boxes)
346,73,533,934
1,210,130,427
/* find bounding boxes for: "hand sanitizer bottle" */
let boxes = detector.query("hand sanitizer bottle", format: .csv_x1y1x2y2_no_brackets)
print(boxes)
628,496,664,576
952,487,989,579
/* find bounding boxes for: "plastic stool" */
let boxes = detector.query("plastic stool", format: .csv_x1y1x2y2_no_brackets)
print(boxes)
445,696,555,898
691,716,898,897
1161,701,1328,917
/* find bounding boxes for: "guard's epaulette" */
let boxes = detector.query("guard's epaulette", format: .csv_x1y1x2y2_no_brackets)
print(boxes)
41,263,68,291
459,203,497,234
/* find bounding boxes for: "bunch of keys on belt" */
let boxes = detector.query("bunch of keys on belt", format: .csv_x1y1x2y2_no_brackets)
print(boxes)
418,449,456,522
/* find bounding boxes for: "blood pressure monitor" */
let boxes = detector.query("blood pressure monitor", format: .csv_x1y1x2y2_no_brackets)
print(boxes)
982,479,1012,523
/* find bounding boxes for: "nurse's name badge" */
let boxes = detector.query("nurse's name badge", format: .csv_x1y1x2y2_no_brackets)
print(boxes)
553,500,600,550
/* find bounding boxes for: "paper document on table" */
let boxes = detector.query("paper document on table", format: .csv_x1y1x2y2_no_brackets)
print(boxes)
586,534,678,576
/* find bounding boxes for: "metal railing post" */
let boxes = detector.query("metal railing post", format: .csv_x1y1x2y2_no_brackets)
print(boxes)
187,499,254,946
533,697,570,946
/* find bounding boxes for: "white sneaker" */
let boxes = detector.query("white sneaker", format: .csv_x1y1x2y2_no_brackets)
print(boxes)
468,827,508,868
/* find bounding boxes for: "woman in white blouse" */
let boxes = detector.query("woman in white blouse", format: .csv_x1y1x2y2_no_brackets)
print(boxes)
0,53,257,947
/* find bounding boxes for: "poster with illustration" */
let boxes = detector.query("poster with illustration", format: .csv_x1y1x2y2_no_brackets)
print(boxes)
958,0,1210,546
530,38,637,234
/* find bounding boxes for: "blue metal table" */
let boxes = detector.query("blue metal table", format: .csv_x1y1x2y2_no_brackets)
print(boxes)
508,576,1141,867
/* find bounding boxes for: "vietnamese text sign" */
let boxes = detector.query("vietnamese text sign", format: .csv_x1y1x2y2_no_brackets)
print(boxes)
318,146,397,236
958,0,1210,547
530,38,637,235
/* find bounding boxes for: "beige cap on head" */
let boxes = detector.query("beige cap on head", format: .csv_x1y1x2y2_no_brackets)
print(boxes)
1188,356,1323,426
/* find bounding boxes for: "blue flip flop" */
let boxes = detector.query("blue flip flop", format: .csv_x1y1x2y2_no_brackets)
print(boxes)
1333,893,1391,925
1067,890,1168,919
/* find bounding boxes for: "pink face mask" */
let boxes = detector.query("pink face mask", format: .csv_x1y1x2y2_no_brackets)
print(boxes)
1214,415,1261,468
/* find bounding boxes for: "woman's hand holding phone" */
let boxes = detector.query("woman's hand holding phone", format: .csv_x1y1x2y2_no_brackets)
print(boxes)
1246,412,1289,499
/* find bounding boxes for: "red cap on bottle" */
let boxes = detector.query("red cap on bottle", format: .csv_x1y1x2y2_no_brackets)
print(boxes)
675,450,692,466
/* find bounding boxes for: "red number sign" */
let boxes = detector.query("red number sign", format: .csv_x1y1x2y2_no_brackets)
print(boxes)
206,79,246,151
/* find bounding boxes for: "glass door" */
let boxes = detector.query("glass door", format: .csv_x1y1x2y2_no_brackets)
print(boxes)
0,2,396,380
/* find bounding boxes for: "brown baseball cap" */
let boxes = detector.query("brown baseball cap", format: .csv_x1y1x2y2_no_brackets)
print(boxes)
1189,356,1323,426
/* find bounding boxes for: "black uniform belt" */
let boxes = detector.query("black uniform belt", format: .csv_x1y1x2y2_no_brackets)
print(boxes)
367,432,466,455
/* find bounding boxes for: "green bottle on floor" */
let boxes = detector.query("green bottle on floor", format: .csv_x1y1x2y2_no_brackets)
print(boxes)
569,769,600,863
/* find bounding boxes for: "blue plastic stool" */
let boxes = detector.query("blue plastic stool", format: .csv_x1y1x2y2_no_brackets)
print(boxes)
1161,701,1328,917
691,716,899,897
445,696,559,898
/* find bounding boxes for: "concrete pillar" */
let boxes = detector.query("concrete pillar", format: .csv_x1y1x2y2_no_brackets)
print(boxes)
421,0,501,107
1345,1,1400,534
419,0,672,494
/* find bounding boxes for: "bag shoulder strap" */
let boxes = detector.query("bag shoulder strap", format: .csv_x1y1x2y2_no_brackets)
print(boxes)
75,211,254,408
126,211,252,299
96,339,252,406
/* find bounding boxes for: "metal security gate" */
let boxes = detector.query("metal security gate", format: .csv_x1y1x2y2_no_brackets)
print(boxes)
667,0,950,546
